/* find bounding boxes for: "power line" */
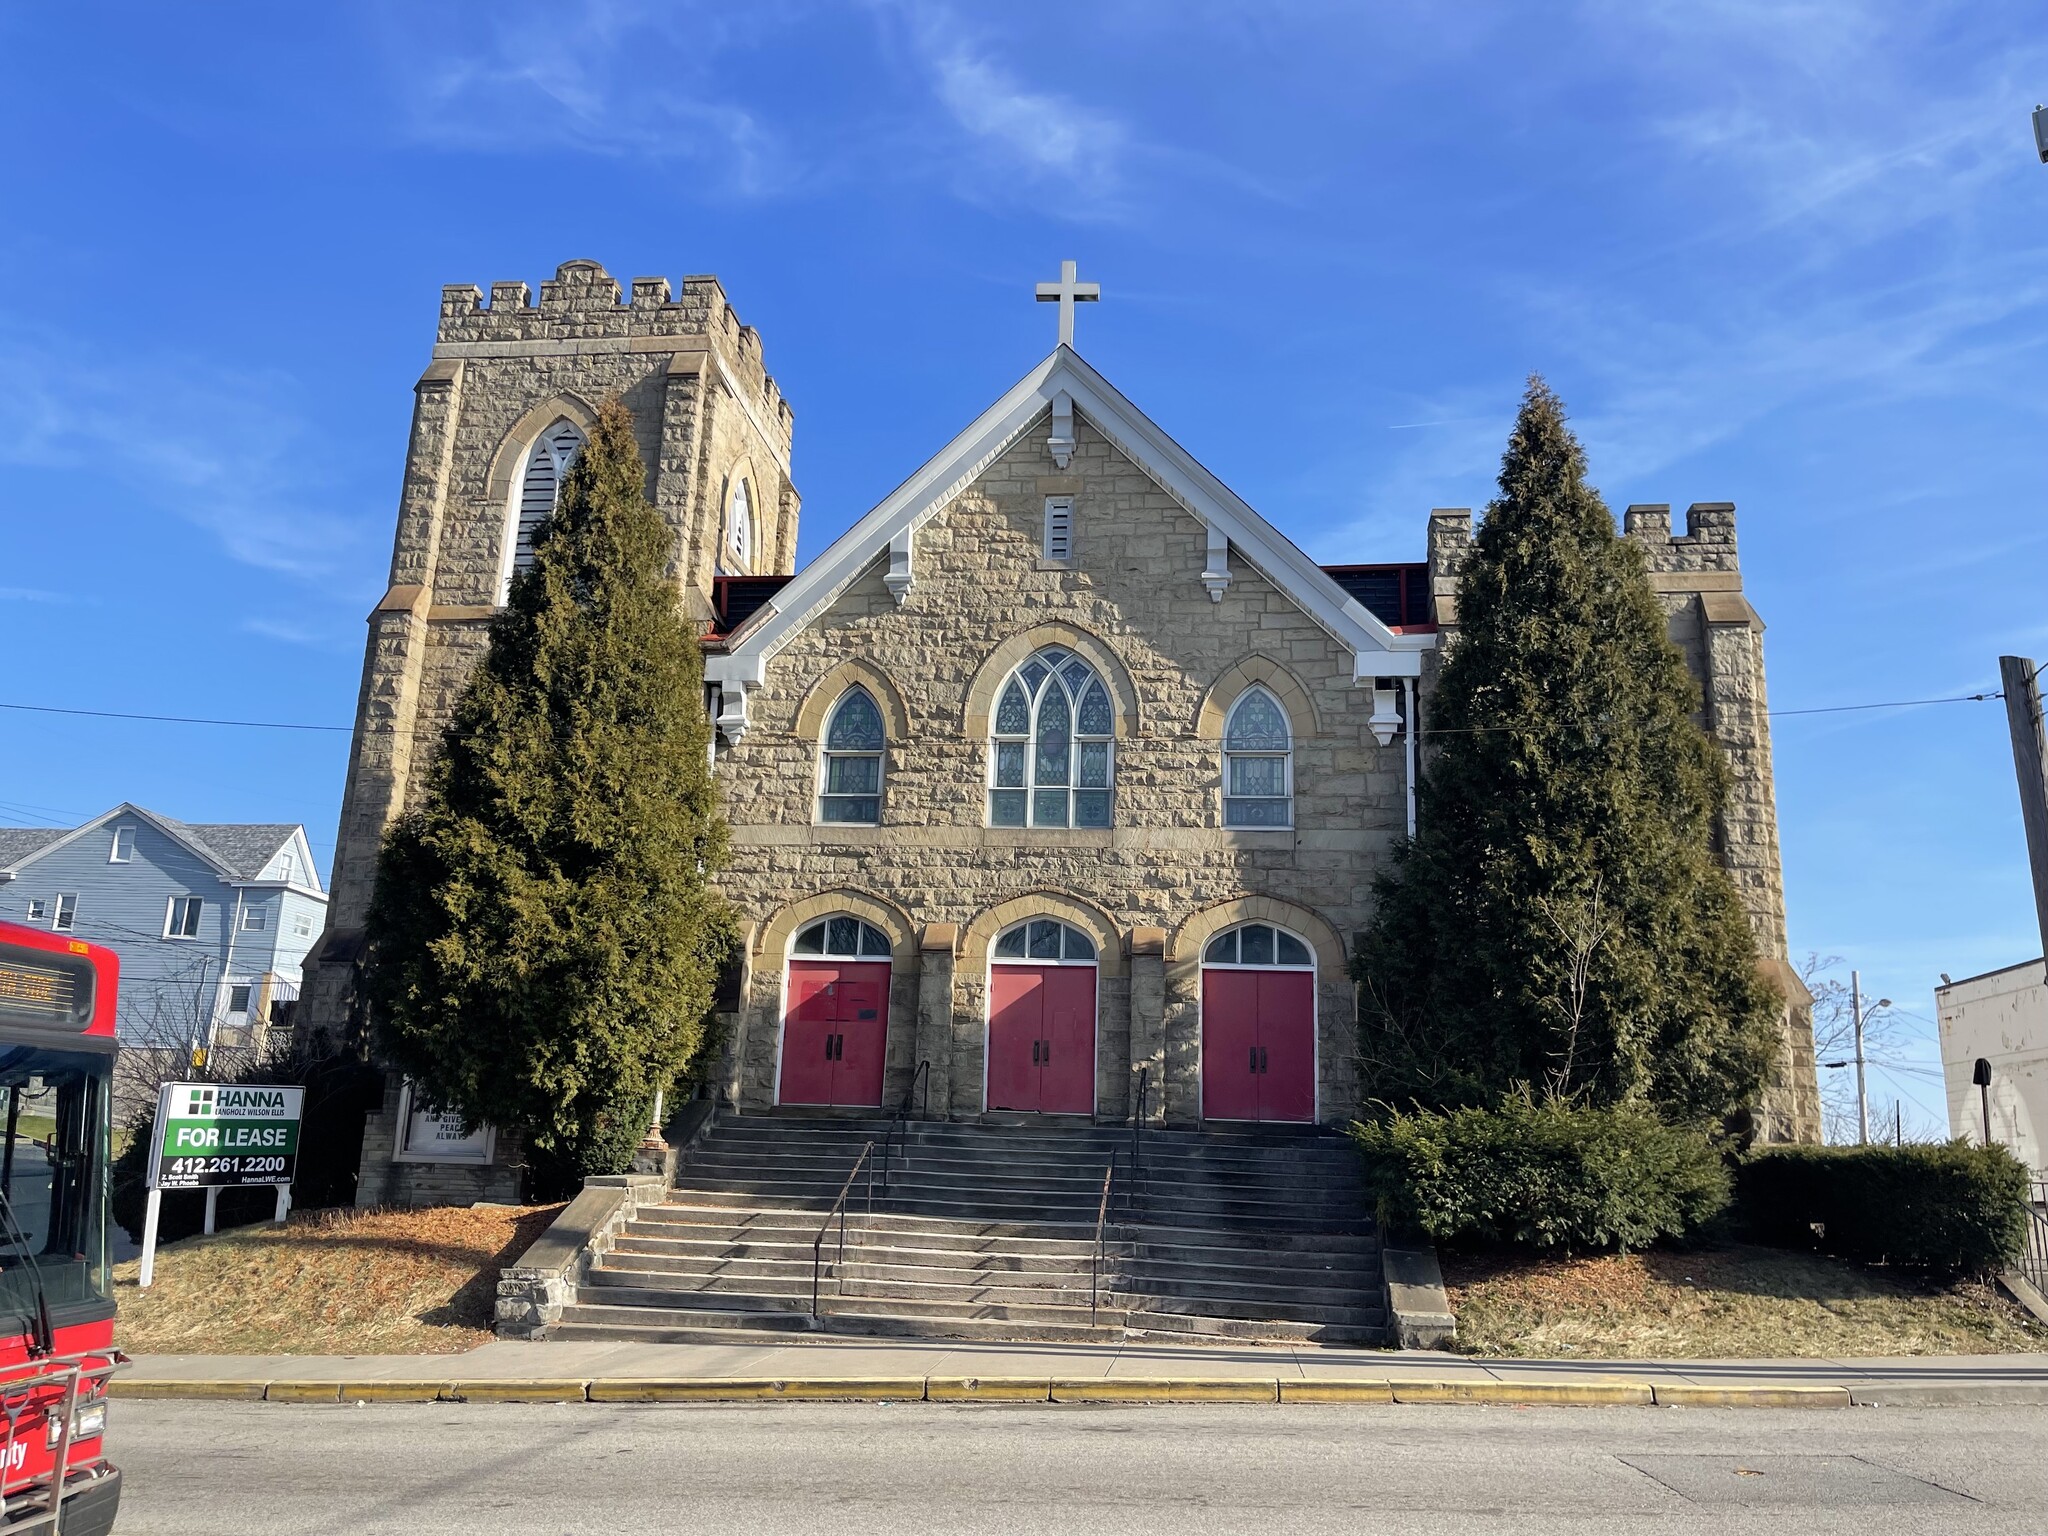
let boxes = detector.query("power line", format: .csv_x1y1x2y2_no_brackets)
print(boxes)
1,689,2009,739
0,702,350,733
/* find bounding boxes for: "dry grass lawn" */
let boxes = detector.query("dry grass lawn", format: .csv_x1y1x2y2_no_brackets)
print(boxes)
112,1204,562,1356
1444,1243,2048,1359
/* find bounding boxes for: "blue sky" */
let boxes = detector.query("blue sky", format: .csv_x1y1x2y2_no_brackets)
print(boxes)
3,2,2043,1135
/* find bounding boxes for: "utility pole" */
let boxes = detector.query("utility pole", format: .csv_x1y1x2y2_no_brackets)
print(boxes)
1852,970,1869,1145
2000,656,2048,963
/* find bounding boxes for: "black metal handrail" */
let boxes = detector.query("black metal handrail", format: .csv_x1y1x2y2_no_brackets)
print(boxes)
879,1059,930,1197
1089,1158,1115,1323
2020,1182,2048,1296
1126,1066,1149,1217
811,1140,874,1320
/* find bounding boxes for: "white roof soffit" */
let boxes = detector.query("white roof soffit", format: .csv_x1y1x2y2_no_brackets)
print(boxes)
706,346,1430,686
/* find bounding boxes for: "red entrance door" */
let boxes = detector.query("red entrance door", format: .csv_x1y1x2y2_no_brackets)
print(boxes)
1201,968,1315,1123
987,965,1096,1114
779,960,890,1107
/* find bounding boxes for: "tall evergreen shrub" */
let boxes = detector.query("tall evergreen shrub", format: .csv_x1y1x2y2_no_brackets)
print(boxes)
364,400,733,1185
1356,378,1779,1124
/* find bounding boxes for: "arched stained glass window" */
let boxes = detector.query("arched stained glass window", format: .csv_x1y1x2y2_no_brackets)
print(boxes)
1202,923,1313,968
992,919,1098,963
727,478,754,572
989,647,1113,828
1223,686,1292,828
792,916,892,958
819,687,885,824
509,419,586,585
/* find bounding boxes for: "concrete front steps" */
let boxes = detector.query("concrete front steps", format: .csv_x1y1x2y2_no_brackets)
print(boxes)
548,1114,1387,1349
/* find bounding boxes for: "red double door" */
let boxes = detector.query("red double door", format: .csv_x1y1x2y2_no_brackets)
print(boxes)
987,965,1097,1115
779,961,890,1107
1201,969,1316,1123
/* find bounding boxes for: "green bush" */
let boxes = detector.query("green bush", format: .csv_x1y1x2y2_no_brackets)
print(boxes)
1351,1096,1730,1253
1736,1143,2029,1279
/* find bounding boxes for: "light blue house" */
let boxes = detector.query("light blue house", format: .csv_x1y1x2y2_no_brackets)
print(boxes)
0,804,328,1051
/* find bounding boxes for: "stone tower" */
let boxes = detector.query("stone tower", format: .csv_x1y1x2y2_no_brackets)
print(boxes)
298,260,798,1194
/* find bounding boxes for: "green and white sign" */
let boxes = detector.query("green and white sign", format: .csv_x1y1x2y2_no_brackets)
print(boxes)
148,1080,304,1190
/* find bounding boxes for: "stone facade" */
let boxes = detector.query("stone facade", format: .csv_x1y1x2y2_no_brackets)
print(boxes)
308,259,1820,1206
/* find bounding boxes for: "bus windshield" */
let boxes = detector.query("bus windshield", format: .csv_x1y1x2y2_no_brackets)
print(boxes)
0,1046,111,1322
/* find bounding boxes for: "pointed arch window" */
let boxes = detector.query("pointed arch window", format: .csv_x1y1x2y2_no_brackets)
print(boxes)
1223,686,1292,828
819,687,885,825
726,477,755,573
989,647,1114,828
505,418,586,596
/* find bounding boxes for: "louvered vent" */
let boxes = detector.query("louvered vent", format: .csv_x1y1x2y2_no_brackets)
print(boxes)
513,421,587,572
1044,497,1074,562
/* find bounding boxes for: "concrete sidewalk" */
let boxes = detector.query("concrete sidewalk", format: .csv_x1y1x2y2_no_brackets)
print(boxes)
112,1334,2048,1408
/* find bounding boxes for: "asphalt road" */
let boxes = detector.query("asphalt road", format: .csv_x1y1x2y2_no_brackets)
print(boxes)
112,1401,2048,1535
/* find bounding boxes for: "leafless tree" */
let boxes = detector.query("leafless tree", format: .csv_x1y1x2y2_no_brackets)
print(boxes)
1799,952,1919,1144
1536,876,1614,1102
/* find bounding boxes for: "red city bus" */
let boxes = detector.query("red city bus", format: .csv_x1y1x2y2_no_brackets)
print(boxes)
0,921,121,1533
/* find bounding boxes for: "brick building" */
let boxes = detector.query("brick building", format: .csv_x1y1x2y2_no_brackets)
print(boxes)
301,260,1818,1206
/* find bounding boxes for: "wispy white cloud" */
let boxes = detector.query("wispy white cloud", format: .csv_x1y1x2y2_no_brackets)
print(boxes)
0,327,369,582
0,587,87,604
378,0,794,195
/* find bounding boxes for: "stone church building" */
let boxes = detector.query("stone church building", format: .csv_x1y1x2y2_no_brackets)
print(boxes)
300,259,1819,1206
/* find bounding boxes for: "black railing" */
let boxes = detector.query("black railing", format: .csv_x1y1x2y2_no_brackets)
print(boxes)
1090,1158,1116,1323
2021,1182,2048,1297
1126,1066,1149,1217
811,1140,874,1320
878,1059,930,1197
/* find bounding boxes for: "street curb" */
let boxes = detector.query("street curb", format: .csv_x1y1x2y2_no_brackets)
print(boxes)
1280,1379,1394,1403
1651,1384,1850,1409
1393,1379,1654,1407
109,1379,266,1401
1052,1377,1278,1403
105,1373,2047,1409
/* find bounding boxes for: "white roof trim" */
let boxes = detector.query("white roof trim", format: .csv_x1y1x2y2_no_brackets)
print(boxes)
0,802,243,882
706,345,1432,690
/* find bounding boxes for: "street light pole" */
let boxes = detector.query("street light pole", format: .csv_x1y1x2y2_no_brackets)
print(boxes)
1852,970,1868,1145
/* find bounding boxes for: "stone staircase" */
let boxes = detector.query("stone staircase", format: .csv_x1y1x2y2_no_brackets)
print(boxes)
548,1114,1387,1347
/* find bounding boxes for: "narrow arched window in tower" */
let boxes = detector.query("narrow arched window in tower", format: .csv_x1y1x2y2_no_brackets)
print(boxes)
819,687,885,824
1223,686,1292,828
727,478,755,573
988,647,1113,828
506,418,586,596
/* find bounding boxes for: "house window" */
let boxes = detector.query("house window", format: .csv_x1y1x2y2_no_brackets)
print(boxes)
1043,497,1074,562
505,418,586,593
293,911,315,938
1203,922,1314,969
727,479,755,572
242,907,267,932
51,895,77,932
227,984,252,1015
24,900,46,923
1223,686,1293,828
818,687,885,825
109,826,135,863
165,896,203,939
791,917,892,959
278,853,294,883
989,647,1114,828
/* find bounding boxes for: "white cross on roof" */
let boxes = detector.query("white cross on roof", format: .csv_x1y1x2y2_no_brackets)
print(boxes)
1035,260,1100,348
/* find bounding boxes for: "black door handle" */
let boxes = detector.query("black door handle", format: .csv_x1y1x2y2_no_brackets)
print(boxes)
1032,1040,1040,1064
1249,1046,1257,1073
1262,1047,1269,1073
1043,1040,1050,1063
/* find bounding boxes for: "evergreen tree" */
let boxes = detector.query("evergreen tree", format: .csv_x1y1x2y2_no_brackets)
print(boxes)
1356,378,1779,1126
364,400,733,1183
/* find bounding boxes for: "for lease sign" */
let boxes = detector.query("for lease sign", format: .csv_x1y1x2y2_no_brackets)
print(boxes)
149,1081,304,1189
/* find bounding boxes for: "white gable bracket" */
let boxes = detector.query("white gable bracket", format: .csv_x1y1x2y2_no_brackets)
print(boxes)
1201,524,1231,603
714,681,751,745
1047,390,1076,469
884,528,914,605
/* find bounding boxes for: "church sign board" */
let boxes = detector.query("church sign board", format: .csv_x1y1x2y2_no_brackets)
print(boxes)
395,1079,496,1165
